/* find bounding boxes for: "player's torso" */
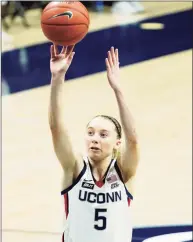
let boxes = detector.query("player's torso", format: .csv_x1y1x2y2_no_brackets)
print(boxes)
62,157,133,242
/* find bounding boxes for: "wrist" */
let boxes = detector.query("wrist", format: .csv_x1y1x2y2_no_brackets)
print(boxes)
51,72,66,85
113,86,122,96
51,72,66,79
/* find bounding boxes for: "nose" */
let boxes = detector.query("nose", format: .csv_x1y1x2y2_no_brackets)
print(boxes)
91,134,99,144
92,140,98,144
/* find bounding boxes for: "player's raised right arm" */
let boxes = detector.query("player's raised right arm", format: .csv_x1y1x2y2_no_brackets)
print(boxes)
49,44,77,171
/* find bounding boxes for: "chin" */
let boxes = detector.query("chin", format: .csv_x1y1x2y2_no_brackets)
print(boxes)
88,151,111,163
88,152,102,162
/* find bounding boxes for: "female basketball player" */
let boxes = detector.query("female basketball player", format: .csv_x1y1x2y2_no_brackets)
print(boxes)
49,44,139,242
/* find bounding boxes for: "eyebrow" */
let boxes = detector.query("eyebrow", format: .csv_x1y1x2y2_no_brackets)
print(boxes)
87,127,109,132
100,129,109,132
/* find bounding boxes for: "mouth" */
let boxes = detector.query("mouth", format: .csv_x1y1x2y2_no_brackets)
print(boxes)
90,147,100,151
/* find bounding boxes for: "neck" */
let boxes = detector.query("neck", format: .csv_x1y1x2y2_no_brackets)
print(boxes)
89,155,113,181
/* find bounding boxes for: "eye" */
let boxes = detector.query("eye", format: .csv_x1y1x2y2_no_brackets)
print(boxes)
100,132,108,138
88,130,94,136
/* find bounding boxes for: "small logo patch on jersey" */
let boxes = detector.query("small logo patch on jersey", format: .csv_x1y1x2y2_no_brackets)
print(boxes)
107,174,118,184
111,182,119,189
82,182,94,190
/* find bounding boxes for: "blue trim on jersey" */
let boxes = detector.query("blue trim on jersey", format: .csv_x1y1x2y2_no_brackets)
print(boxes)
65,193,69,216
88,157,114,183
114,161,133,200
61,161,87,195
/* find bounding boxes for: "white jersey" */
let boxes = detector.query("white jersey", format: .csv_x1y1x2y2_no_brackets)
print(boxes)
61,157,133,242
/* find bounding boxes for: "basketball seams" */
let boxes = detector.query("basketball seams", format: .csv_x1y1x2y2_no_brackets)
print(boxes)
41,23,88,45
41,23,88,27
42,6,89,22
48,30,88,45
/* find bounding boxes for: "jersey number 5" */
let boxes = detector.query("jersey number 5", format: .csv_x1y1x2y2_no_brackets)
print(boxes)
94,208,107,230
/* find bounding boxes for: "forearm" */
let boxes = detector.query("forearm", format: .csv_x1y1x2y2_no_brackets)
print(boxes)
49,74,65,129
49,74,78,170
114,88,137,143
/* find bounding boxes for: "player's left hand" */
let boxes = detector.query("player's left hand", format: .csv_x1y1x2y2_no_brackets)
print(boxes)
105,47,121,91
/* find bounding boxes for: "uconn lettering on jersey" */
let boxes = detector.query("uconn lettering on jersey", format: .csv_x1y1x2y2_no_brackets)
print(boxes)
79,190,122,204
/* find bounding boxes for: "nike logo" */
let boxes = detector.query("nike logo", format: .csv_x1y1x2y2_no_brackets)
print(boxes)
49,11,73,20
83,179,93,182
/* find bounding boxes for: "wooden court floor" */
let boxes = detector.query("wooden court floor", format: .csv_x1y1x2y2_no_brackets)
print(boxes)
2,2,192,241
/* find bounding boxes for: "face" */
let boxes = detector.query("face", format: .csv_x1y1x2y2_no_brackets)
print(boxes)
85,117,121,162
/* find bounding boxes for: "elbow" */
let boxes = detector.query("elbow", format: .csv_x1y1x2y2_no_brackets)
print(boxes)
49,117,56,131
125,128,138,144
126,134,138,146
48,112,59,131
49,117,60,134
124,163,138,182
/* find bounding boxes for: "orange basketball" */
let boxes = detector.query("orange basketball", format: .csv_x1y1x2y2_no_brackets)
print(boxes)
41,1,90,46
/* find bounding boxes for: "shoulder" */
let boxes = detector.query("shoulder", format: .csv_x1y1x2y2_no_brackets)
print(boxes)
114,159,136,196
61,154,87,193
73,153,88,179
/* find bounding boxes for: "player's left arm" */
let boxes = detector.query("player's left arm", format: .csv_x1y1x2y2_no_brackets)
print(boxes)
105,47,139,182
114,89,139,182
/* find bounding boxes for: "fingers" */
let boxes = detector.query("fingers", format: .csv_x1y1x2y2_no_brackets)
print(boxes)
66,45,75,56
61,46,67,55
54,44,59,55
50,44,59,58
107,46,119,68
110,46,116,65
51,44,75,59
105,58,110,71
50,45,55,58
115,48,119,64
67,51,75,64
61,45,74,57
107,50,113,68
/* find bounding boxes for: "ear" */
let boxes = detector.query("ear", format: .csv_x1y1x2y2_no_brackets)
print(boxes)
114,139,121,149
113,140,121,160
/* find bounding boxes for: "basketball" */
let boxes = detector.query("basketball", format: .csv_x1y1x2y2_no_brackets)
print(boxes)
41,1,90,46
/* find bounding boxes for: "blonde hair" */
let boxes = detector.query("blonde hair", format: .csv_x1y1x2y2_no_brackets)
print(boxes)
88,115,122,139
113,148,121,160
